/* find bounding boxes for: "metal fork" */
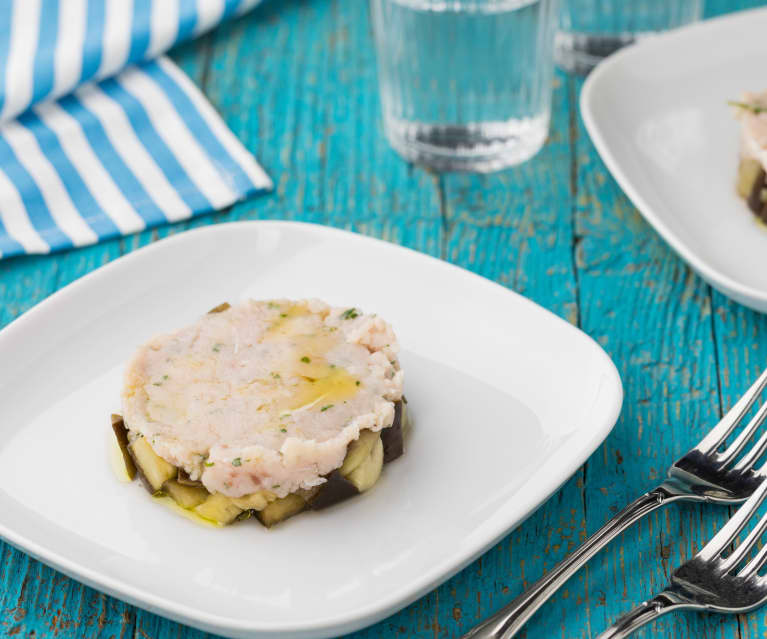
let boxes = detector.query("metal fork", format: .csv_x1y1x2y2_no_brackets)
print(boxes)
597,470,767,638
463,368,767,639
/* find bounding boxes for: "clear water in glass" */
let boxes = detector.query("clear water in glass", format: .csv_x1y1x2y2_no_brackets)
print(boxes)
555,0,703,74
371,0,556,173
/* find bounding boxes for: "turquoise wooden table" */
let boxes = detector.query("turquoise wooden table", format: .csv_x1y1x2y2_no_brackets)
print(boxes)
1,1,766,637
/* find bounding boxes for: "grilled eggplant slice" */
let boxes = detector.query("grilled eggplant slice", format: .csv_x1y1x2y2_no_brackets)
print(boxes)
256,493,306,527
164,480,209,509
194,493,243,524
347,437,384,492
128,437,177,493
737,158,763,198
737,158,767,221
231,491,276,511
747,168,767,221
309,402,407,510
381,401,405,463
112,392,407,525
111,415,136,480
309,470,359,510
339,429,380,476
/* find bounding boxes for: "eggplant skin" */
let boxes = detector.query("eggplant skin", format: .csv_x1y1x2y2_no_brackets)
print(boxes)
128,444,160,494
308,470,359,510
111,414,137,480
737,159,767,222
128,437,177,494
381,400,404,464
307,400,406,511
164,480,209,509
256,493,306,527
747,168,767,222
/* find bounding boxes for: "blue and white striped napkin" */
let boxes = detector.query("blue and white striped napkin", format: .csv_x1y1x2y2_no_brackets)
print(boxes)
0,0,271,259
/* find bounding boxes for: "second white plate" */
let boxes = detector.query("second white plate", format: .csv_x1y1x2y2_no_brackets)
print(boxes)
582,7,767,313
0,222,622,638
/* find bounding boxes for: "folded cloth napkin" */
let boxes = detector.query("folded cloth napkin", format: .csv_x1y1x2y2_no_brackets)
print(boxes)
0,0,271,259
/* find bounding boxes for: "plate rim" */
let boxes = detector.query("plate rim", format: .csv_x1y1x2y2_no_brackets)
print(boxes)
0,221,623,636
580,6,767,312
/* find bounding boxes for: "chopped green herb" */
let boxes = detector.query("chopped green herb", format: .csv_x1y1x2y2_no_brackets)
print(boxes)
162,374,169,380
355,380,361,386
729,100,767,114
341,308,359,320
152,381,163,386
204,461,215,467
300,356,311,363
280,428,287,433
320,404,334,412
267,301,279,309
273,484,280,489
280,313,288,318
212,343,223,352
329,363,336,369
270,372,281,379
329,327,337,332
231,457,242,467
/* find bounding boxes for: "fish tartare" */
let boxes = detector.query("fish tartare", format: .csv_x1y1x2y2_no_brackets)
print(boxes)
732,91,767,222
112,299,407,527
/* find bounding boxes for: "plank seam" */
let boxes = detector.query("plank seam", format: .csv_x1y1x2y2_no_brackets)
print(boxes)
569,73,591,639
708,285,724,419
567,76,581,331
437,174,448,260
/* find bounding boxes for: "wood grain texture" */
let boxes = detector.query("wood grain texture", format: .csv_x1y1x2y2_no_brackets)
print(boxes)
1,0,766,637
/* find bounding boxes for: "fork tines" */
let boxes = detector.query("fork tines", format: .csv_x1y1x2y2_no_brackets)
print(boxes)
701,477,767,577
697,369,767,470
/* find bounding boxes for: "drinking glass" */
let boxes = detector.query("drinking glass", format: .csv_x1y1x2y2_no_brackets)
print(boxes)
555,0,703,74
370,0,557,173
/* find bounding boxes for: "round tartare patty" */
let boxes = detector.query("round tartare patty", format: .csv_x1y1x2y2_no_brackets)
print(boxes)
121,299,404,498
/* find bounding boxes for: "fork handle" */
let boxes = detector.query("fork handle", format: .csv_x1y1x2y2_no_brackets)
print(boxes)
595,592,696,638
462,486,680,639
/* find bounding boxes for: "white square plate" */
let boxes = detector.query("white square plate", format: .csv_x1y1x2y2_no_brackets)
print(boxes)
0,222,622,638
581,8,767,313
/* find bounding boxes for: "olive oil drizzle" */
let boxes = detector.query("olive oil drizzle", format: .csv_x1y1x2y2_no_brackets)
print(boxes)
263,302,359,415
152,494,222,528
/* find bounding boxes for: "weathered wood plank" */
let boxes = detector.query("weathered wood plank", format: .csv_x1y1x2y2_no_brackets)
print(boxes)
710,291,767,639
569,72,728,639
188,0,445,256
575,3,765,638
0,539,134,639
427,69,586,639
